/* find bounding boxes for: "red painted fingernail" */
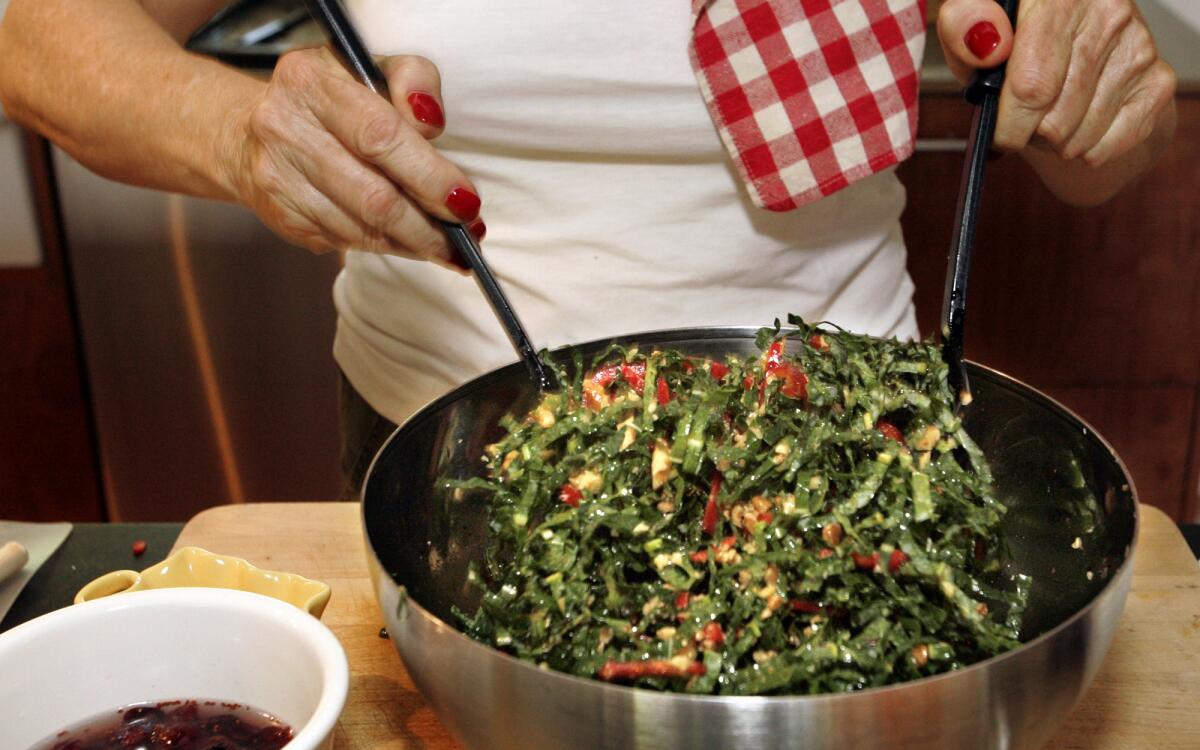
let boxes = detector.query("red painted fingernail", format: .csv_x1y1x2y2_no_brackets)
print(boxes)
966,21,1001,60
468,219,486,242
446,187,481,222
406,92,445,128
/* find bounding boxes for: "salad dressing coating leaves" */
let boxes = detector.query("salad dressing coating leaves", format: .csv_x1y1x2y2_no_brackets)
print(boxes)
454,317,1029,695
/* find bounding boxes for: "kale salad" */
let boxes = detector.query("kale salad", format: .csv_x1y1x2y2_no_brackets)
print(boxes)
453,317,1029,695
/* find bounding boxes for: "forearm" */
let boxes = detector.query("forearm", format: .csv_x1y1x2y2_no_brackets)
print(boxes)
0,0,262,201
1020,94,1178,208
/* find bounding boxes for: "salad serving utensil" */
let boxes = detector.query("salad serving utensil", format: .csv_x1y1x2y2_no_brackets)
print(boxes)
300,0,560,393
941,0,1020,412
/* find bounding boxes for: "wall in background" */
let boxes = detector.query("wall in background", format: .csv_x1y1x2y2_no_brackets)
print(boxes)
1157,0,1200,32
900,94,1200,523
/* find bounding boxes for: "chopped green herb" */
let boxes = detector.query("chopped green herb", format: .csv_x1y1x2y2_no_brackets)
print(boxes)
454,316,1029,695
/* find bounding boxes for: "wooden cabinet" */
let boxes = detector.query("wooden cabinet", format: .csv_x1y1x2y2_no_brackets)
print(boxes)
899,93,1200,521
0,133,105,522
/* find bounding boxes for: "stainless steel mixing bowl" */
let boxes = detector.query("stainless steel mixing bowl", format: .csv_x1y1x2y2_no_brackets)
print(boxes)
363,327,1137,750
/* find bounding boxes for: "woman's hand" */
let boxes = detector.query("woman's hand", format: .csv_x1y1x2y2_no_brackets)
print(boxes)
936,0,1177,205
224,47,484,270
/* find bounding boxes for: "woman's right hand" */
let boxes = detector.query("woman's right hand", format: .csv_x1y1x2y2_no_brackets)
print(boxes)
223,47,483,271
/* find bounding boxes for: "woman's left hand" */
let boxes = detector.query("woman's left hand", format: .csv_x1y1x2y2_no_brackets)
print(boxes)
936,0,1176,203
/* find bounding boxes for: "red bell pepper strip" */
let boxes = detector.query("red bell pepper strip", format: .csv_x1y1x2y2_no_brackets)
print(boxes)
701,621,725,646
791,599,821,614
710,361,729,380
702,473,722,536
888,550,910,572
656,376,671,406
597,660,706,681
778,366,808,399
765,341,785,370
559,484,582,508
674,591,690,610
591,364,620,387
876,420,905,444
620,362,646,394
689,549,709,564
759,341,807,401
852,551,881,571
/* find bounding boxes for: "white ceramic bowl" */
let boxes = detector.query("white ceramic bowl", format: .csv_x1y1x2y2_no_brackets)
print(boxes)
0,588,348,749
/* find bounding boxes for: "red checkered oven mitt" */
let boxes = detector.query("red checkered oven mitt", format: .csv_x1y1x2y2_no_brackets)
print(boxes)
691,0,927,211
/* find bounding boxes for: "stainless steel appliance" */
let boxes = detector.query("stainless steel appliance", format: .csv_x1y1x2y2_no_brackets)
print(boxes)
46,0,338,520
53,158,343,520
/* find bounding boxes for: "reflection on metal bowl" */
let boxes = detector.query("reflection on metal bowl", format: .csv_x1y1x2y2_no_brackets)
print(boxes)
362,328,1137,750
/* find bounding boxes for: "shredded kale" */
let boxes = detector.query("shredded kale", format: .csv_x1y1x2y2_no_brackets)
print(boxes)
453,316,1029,695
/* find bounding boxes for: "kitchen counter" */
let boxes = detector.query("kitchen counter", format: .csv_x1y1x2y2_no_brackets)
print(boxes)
1,504,1197,747
0,523,183,634
164,501,1200,749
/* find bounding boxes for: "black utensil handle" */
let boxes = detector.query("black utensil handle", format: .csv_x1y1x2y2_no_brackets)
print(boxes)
941,0,1020,403
442,223,558,390
300,0,559,392
301,0,390,95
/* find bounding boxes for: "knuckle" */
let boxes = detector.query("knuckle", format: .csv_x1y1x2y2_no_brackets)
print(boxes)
356,228,393,254
1126,27,1158,72
1035,116,1068,149
1098,0,1134,38
421,233,450,261
273,49,319,90
1081,147,1110,170
405,227,444,260
358,183,407,229
1153,62,1178,101
1008,69,1060,111
355,111,403,159
249,154,284,194
408,157,447,196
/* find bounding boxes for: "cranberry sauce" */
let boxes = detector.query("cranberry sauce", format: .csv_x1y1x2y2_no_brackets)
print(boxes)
30,699,293,750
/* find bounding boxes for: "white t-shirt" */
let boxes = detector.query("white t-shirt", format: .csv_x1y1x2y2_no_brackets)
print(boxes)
335,0,918,424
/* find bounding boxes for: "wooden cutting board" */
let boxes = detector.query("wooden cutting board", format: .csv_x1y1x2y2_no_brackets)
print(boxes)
174,502,1200,749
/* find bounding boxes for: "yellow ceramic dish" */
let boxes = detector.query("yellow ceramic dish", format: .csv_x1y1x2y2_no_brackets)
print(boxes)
74,546,331,618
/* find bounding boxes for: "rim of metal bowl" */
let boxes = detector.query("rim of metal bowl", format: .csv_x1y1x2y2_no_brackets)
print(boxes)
362,324,1140,705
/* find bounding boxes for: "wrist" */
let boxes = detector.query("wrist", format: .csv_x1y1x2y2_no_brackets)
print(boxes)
210,72,266,205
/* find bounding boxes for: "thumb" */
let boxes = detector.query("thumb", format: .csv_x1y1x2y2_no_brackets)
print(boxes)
936,0,1015,85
